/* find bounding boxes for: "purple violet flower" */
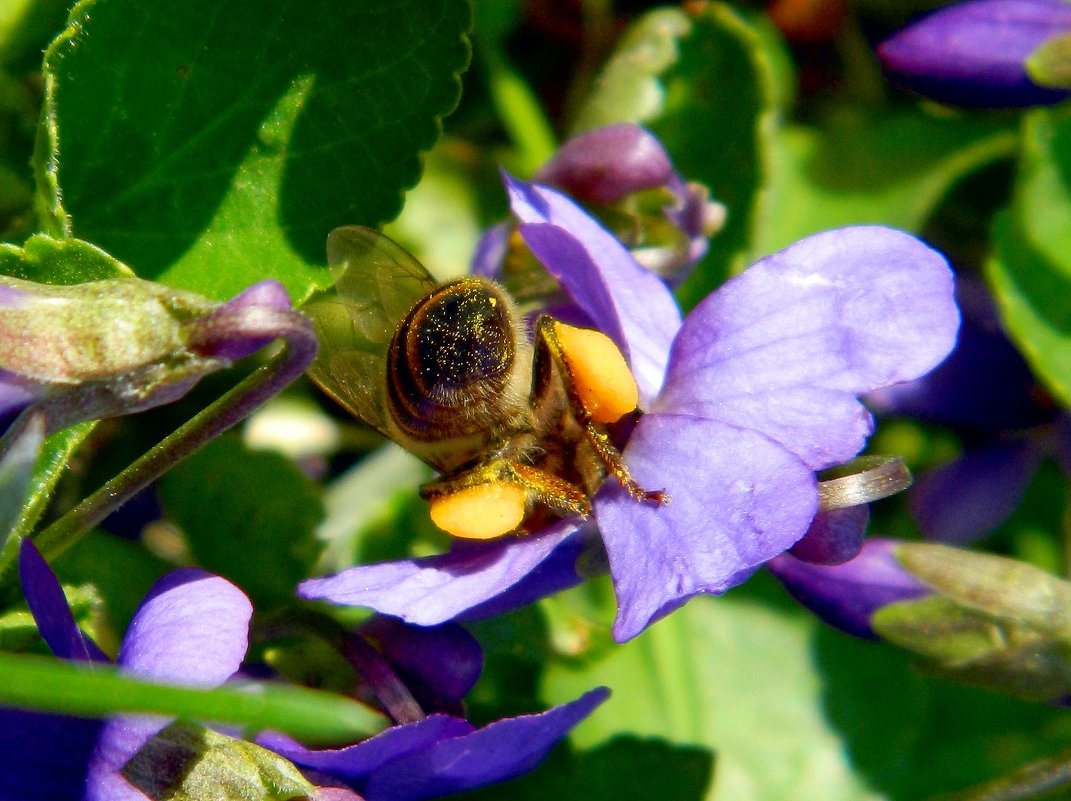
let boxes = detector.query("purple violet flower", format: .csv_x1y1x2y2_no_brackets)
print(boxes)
768,538,932,639
475,124,724,286
4,540,605,801
0,276,297,435
299,176,960,642
878,0,1071,108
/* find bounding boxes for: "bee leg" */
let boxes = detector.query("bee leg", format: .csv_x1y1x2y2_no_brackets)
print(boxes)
582,422,668,506
534,316,668,507
422,459,591,517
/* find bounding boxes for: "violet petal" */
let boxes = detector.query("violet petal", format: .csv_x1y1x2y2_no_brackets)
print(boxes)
188,279,293,361
364,688,609,801
503,175,681,401
114,568,252,682
259,715,475,783
470,222,512,279
360,618,484,704
85,570,253,801
298,520,579,625
769,539,931,639
0,373,37,430
910,440,1042,543
461,524,591,621
594,414,819,642
878,0,1071,108
19,538,109,663
657,226,959,470
0,709,101,801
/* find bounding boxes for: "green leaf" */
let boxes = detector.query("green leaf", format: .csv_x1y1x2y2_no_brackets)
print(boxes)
573,4,778,307
538,575,1071,801
0,650,384,744
755,110,1018,258
39,0,471,301
986,106,1071,409
159,435,324,607
123,720,313,801
0,233,134,283
459,736,715,801
0,0,69,69
897,543,1071,633
54,529,170,639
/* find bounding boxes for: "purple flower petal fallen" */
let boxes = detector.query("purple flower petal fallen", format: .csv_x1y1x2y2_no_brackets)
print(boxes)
260,689,608,801
364,688,608,801
259,716,476,783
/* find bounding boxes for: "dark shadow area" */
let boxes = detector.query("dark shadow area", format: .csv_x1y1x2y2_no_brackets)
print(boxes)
454,734,715,801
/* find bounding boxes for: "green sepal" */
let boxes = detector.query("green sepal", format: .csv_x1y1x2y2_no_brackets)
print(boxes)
122,720,314,801
1026,32,1071,90
873,543,1071,702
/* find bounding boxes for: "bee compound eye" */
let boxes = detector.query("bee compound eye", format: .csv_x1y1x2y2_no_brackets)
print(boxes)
553,322,639,423
428,482,527,539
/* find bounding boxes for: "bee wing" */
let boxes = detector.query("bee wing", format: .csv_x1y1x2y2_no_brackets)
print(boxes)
304,226,437,436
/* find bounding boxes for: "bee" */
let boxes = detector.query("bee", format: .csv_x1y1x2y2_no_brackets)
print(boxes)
304,226,664,540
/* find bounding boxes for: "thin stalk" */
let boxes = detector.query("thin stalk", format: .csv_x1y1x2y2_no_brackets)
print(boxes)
33,307,316,561
0,651,382,745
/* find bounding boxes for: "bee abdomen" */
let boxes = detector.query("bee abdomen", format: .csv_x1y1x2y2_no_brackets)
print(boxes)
387,278,525,441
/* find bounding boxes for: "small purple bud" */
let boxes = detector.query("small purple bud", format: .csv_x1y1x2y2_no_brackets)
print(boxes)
769,539,931,639
187,279,293,361
878,0,1071,107
0,372,38,428
788,505,869,565
535,124,675,204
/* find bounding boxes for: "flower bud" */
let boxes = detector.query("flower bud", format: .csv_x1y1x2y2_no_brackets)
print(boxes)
878,0,1071,107
0,276,295,434
535,124,677,205
476,124,725,285
872,543,1071,703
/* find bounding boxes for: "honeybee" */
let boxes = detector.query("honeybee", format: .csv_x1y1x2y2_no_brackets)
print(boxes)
304,226,664,539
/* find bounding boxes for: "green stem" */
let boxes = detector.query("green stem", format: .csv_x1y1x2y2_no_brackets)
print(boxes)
0,651,382,745
33,308,316,561
476,26,557,172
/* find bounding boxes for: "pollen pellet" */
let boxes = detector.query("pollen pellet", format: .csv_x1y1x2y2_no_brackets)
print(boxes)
554,322,639,424
429,482,527,539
